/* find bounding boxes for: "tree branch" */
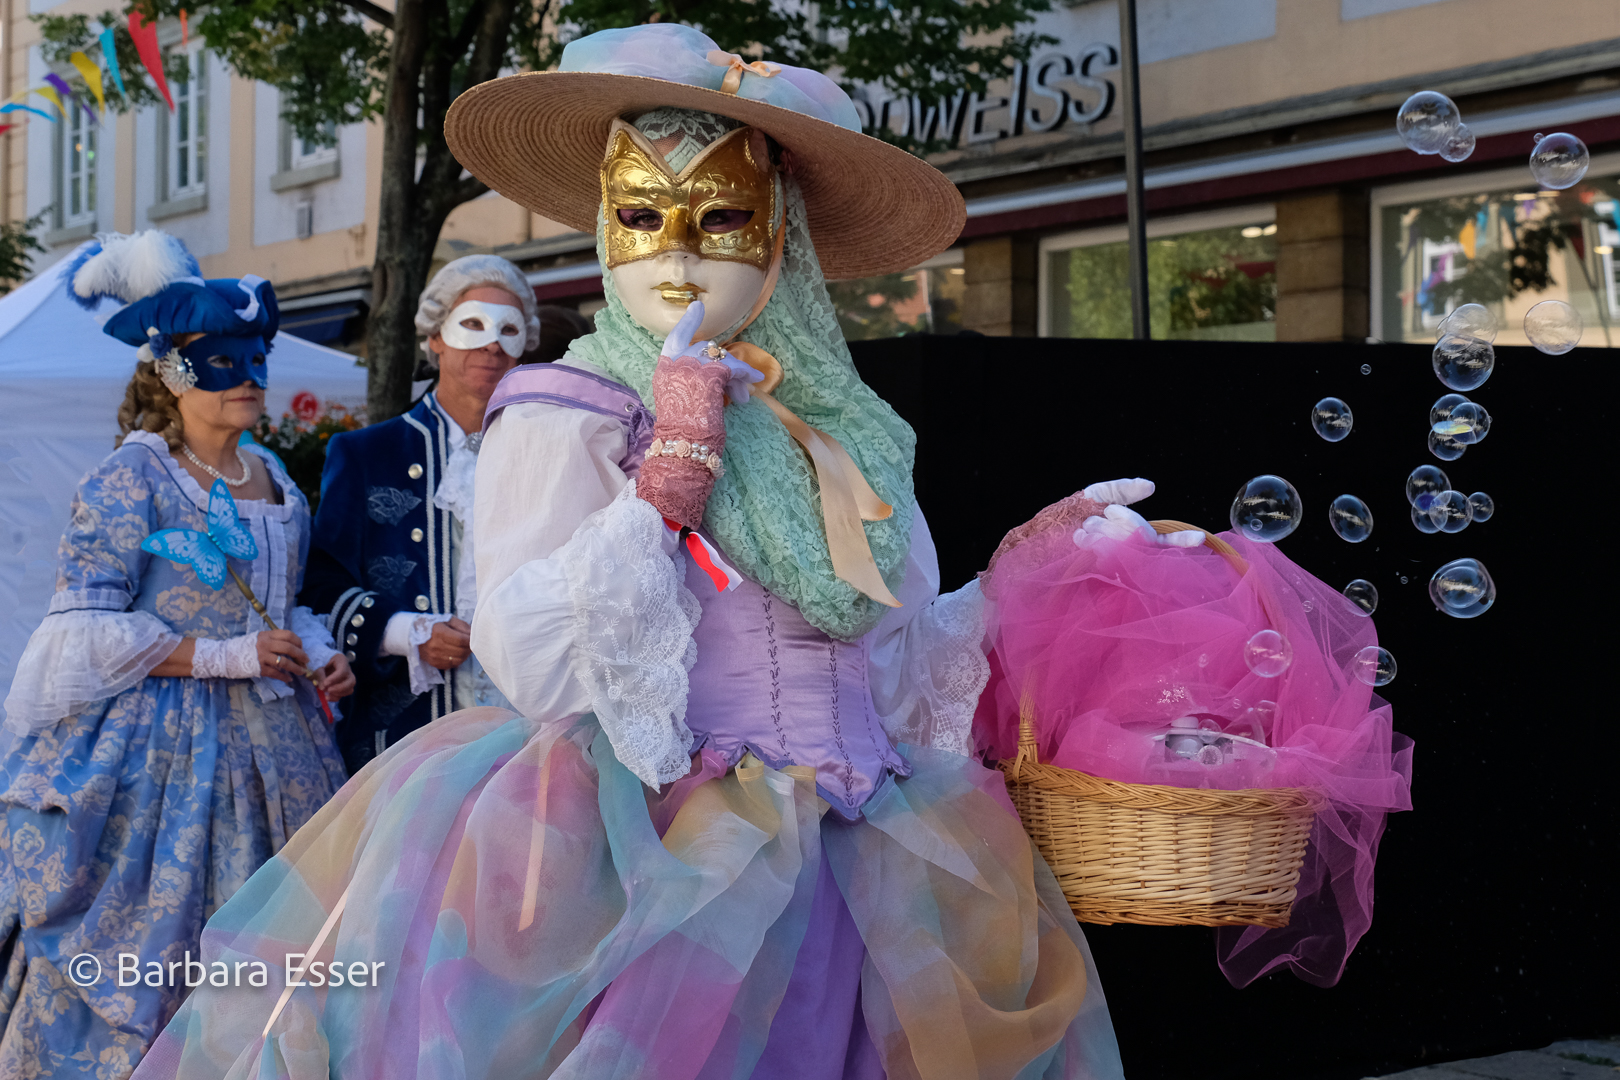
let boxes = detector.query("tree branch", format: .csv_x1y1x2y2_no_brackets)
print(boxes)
334,0,394,31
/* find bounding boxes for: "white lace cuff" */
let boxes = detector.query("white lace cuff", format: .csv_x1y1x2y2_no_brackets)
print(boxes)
559,482,700,788
871,580,990,757
404,613,454,696
192,635,262,679
287,605,340,673
1,609,182,735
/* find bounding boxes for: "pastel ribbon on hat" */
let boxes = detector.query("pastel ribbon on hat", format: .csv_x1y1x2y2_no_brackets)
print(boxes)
705,50,780,95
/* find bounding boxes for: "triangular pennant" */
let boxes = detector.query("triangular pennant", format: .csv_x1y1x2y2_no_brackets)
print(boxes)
99,27,127,97
69,51,105,111
128,12,173,111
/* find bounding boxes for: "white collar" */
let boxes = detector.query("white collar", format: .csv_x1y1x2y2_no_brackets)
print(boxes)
428,393,468,451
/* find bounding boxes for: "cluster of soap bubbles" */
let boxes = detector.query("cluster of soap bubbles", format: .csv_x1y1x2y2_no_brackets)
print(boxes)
1396,91,1475,162
1405,464,1493,536
1432,304,1496,392
1429,392,1491,461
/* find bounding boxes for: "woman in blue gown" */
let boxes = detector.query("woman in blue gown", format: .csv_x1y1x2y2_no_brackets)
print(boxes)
0,232,352,1078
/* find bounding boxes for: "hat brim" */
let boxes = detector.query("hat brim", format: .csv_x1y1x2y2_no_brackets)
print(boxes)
444,71,965,280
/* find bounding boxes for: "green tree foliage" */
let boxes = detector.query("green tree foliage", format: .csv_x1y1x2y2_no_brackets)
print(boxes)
36,0,1052,419
0,210,48,294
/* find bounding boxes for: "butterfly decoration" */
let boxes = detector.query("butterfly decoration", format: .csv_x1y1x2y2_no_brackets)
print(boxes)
141,479,259,590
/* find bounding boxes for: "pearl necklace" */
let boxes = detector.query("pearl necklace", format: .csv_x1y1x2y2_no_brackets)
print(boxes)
182,443,253,487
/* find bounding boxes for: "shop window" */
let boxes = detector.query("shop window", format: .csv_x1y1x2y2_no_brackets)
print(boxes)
1374,159,1620,347
1041,209,1277,340
46,102,97,243
828,251,965,341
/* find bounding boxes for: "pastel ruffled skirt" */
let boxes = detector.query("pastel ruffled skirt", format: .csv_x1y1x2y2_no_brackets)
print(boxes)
134,708,1123,1080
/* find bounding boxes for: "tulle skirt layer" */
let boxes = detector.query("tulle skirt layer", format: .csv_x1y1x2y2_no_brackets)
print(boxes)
135,708,1122,1080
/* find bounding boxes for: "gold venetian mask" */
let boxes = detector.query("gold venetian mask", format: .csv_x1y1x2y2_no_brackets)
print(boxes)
600,120,779,272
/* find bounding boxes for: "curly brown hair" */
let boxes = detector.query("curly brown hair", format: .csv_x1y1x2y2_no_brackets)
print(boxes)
115,356,185,449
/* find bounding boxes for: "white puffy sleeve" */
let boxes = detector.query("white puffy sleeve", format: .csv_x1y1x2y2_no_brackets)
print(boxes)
471,397,701,787
1,453,183,735
865,505,991,757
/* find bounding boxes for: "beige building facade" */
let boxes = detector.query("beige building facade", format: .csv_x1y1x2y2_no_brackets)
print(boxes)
3,0,1618,351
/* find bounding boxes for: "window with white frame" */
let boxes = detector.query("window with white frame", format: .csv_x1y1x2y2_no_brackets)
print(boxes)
58,103,97,228
290,121,338,170
1039,205,1277,340
1372,156,1620,348
167,43,207,200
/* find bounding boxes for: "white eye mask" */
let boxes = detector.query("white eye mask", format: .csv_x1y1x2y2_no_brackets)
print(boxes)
440,300,527,358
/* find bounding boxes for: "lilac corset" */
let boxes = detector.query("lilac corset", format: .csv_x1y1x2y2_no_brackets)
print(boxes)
682,556,912,820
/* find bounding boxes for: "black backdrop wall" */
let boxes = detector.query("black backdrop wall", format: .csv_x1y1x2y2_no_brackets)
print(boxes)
847,335,1615,1080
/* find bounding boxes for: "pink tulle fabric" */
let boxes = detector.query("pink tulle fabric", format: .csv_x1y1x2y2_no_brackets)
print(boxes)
977,527,1413,988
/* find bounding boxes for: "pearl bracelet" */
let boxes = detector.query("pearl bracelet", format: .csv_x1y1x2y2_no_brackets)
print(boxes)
646,437,724,476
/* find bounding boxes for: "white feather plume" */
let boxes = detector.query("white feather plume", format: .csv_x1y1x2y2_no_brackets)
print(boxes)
70,230,202,308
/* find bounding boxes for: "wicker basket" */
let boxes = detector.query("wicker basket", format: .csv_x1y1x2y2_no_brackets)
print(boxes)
997,520,1325,929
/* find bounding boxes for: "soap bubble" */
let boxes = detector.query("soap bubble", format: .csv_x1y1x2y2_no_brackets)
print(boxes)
1429,557,1496,619
1353,646,1397,687
1432,333,1495,390
1230,475,1303,543
1524,300,1582,354
1328,494,1374,543
1432,400,1490,444
1396,91,1460,154
1360,363,1372,375
1429,392,1468,426
1411,506,1439,533
1528,132,1589,189
1436,304,1497,344
1427,489,1473,532
1467,491,1494,521
1311,397,1354,442
1427,428,1468,461
1439,123,1475,162
1243,629,1293,678
1406,465,1450,509
1343,579,1378,615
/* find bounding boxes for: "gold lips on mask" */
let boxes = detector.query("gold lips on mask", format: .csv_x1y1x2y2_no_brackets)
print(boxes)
601,120,779,272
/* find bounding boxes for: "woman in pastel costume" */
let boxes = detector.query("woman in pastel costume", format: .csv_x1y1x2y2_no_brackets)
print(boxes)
134,27,1133,1080
0,232,352,1078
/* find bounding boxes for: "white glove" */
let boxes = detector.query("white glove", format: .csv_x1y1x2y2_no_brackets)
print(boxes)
192,634,263,679
659,301,766,404
1081,477,1155,506
1074,503,1205,549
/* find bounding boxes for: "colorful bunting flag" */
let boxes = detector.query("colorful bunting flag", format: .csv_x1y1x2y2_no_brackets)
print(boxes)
1,102,55,122
99,27,127,97
42,72,95,124
33,85,64,115
128,12,173,111
69,51,105,111
179,9,189,49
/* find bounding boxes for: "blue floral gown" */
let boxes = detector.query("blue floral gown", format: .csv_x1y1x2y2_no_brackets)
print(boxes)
0,431,348,1079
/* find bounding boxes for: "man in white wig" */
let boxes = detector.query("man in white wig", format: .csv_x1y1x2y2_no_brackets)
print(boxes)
301,254,538,772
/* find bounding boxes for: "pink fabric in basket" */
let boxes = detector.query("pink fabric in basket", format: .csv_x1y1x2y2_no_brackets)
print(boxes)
977,528,1414,988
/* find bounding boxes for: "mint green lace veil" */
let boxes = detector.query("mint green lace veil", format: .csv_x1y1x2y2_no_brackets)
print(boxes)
566,109,917,642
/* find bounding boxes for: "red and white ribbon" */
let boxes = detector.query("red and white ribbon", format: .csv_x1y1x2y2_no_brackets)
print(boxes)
664,518,742,593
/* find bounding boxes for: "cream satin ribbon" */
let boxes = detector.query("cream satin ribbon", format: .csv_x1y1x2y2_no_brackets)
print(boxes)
716,201,901,609
706,50,782,95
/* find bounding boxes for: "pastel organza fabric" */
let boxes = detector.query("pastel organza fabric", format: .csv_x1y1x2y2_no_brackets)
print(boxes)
135,710,1123,1080
977,529,1413,988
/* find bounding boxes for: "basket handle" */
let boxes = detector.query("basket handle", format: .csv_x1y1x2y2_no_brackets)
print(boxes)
1149,519,1248,574
1010,691,1039,780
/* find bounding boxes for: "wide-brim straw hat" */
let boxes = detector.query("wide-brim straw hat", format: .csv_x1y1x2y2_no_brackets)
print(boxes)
444,24,965,280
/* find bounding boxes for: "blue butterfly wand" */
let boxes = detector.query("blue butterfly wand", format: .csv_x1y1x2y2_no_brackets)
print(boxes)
141,479,335,722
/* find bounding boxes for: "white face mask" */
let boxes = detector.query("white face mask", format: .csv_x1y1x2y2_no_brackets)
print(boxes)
439,300,527,358
611,252,766,342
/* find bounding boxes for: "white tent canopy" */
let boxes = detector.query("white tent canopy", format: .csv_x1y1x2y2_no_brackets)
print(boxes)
0,244,369,708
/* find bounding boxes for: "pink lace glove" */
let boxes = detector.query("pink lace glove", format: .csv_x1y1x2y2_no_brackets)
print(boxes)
638,302,730,530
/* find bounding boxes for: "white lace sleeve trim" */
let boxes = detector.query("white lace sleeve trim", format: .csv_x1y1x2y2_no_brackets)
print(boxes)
287,605,340,673
558,481,701,788
1,609,182,735
876,580,990,756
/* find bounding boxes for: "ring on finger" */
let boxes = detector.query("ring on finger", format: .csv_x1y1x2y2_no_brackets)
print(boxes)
275,655,284,668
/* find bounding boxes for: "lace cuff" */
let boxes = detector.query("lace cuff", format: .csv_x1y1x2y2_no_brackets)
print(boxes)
402,613,453,696
287,605,340,673
871,580,990,757
559,481,701,787
193,635,262,679
1,609,182,735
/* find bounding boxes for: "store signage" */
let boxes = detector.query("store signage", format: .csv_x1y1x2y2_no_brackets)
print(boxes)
855,44,1118,147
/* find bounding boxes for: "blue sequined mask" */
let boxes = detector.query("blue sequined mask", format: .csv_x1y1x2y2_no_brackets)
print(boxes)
178,333,270,392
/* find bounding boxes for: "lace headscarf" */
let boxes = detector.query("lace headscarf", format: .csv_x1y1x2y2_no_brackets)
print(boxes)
568,108,917,642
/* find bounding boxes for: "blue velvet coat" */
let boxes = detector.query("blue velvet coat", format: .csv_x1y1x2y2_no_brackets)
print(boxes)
301,395,461,771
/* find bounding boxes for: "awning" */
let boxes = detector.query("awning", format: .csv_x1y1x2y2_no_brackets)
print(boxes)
281,302,363,344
